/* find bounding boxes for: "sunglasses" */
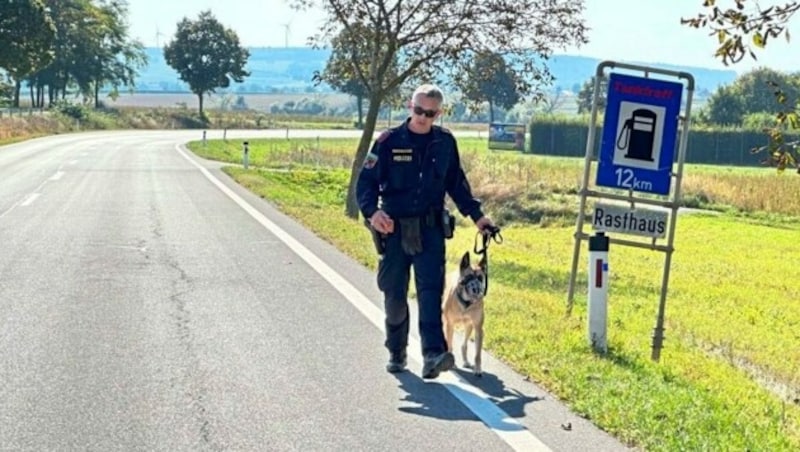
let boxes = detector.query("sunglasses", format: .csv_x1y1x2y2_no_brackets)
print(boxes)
412,105,438,118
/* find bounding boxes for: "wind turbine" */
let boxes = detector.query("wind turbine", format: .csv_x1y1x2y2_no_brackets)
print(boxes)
281,22,291,48
155,25,165,48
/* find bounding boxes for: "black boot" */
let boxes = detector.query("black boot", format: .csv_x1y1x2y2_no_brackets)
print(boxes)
422,351,455,379
386,350,407,373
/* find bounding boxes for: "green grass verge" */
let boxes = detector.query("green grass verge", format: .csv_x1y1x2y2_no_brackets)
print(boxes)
188,138,800,451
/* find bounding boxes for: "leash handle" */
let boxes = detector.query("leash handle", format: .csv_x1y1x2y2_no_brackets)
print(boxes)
473,226,502,296
473,225,503,255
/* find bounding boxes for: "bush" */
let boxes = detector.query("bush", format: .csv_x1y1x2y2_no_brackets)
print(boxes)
53,100,89,120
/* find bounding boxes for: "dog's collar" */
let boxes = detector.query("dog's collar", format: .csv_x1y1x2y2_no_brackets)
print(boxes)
456,288,476,310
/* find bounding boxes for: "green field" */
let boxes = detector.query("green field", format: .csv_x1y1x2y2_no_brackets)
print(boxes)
187,137,800,451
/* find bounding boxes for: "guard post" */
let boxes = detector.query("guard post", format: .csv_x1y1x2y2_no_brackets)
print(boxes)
202,130,207,147
242,141,249,170
588,232,609,353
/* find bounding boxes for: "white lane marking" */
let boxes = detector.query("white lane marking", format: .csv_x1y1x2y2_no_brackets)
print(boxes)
176,145,551,452
0,176,52,219
20,193,40,207
49,171,65,181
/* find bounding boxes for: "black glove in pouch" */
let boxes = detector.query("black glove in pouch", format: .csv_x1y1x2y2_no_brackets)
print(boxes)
399,218,423,255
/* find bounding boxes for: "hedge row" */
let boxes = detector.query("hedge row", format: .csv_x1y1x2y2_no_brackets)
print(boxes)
528,119,796,166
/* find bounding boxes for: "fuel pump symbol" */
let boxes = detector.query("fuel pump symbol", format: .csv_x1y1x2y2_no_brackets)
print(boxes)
616,108,657,161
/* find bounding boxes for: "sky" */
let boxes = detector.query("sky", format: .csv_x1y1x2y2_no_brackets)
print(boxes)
126,0,797,74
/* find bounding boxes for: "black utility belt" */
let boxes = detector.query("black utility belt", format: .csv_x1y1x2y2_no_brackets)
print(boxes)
394,209,455,239
396,210,440,226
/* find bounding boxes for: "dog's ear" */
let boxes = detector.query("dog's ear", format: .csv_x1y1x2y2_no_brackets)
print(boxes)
478,253,487,272
460,252,471,272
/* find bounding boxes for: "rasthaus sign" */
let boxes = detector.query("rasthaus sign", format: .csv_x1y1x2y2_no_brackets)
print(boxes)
591,202,668,239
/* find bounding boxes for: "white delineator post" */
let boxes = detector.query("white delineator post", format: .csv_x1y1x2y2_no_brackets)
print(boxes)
588,232,610,353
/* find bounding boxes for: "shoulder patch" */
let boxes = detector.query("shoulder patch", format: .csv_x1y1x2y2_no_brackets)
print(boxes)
363,152,378,169
376,129,392,143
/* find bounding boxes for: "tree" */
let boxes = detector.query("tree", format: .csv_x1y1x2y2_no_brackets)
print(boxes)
455,51,521,122
316,24,368,128
703,84,746,125
0,0,55,107
315,23,401,129
733,67,800,113
576,76,607,114
0,74,13,106
314,24,369,129
163,10,250,117
683,1,800,172
22,0,145,108
537,88,568,115
34,0,89,106
70,0,146,108
291,0,588,218
703,68,800,125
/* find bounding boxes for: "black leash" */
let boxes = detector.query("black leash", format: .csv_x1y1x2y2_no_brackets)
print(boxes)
473,225,503,296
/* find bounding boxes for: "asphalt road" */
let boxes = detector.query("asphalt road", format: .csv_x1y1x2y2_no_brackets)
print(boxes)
0,130,630,452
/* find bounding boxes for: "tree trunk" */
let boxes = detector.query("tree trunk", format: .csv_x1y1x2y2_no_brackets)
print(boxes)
29,84,34,108
198,93,204,117
356,94,364,129
344,96,384,219
489,100,495,122
94,82,100,109
13,80,21,108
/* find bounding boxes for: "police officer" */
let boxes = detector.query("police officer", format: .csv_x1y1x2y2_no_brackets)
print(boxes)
356,84,495,379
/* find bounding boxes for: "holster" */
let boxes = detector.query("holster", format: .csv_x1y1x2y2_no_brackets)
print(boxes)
364,220,386,255
442,208,455,239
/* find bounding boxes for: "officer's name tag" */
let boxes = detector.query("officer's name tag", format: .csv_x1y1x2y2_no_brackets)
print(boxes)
392,148,413,162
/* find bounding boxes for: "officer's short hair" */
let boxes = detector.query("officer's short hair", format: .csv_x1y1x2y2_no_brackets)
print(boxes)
412,84,445,105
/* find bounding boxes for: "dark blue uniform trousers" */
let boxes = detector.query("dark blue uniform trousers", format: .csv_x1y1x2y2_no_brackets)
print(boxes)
377,221,447,358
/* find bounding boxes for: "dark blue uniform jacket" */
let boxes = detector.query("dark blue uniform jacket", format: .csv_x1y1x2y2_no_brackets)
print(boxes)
356,119,484,222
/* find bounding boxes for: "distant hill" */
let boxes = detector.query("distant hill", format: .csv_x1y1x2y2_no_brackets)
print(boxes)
135,47,736,97
546,55,735,97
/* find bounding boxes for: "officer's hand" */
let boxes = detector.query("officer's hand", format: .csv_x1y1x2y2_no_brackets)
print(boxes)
475,216,496,235
370,210,395,234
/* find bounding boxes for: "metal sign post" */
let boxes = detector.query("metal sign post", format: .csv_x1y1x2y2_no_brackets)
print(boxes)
567,61,694,362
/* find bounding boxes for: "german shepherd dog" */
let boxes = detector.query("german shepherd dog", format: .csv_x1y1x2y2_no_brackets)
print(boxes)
442,251,487,376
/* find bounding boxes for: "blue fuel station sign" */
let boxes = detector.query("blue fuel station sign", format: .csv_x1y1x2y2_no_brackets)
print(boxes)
596,73,683,195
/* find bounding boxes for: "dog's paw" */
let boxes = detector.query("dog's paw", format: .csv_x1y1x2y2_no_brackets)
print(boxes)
464,361,473,369
474,367,482,377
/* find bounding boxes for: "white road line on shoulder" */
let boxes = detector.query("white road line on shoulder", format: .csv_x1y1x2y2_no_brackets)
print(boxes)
20,193,40,207
49,171,65,181
176,144,551,452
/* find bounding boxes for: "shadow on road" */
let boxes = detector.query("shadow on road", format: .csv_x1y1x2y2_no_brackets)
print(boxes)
393,367,543,422
452,368,544,419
